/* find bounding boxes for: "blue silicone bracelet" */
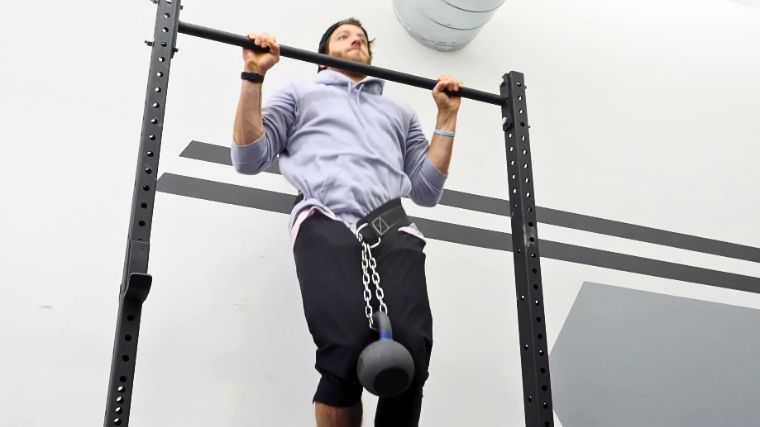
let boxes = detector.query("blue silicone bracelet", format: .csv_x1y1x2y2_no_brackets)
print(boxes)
433,129,456,137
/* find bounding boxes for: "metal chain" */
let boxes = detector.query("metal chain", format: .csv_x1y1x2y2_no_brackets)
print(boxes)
357,224,387,329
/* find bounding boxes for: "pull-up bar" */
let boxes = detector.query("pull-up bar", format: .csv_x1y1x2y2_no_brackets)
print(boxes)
178,21,507,106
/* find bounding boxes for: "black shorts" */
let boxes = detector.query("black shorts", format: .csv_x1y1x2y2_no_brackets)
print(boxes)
293,207,433,425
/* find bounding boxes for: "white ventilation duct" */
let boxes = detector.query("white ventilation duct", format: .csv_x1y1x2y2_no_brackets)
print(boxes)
393,0,506,51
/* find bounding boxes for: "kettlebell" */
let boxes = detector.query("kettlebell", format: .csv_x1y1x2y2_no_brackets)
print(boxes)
357,311,415,397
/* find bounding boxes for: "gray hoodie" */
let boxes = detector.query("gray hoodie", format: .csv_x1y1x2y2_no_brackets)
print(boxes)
231,70,447,229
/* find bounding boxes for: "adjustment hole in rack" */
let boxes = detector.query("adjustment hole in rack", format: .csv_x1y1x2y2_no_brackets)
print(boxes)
148,135,156,140
117,386,125,392
127,314,135,321
524,163,528,169
525,178,530,183
527,192,531,198
541,367,546,373
144,168,152,174
113,419,121,426
532,268,538,274
125,334,133,341
154,87,161,93
164,12,171,18
521,135,526,141
512,188,517,194
511,174,516,180
516,82,522,87
140,202,148,209
519,109,524,114
537,316,542,322
529,222,534,227
162,27,169,33
508,133,513,138
115,396,123,403
152,102,160,108
143,185,150,191
119,375,127,383
150,118,158,124
158,57,165,62
122,355,130,362
115,407,122,414
146,151,154,158
138,220,146,227
538,333,543,339
533,283,539,289
542,385,548,391
529,237,535,242
528,207,533,212
519,95,523,100
520,122,525,127
156,72,163,77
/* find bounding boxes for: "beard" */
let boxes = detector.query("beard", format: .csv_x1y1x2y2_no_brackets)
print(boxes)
326,48,372,80
330,48,371,66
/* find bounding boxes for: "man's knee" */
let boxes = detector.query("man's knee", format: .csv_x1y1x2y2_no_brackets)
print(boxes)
391,322,433,385
314,372,364,408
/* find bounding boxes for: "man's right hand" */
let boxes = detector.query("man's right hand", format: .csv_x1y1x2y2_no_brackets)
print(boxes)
243,33,280,74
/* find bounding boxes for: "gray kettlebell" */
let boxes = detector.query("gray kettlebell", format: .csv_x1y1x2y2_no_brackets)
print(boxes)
357,311,415,397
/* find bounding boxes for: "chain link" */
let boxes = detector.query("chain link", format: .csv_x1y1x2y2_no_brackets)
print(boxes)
357,224,387,329
361,248,374,322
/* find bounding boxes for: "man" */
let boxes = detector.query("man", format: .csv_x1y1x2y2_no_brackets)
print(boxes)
231,18,462,427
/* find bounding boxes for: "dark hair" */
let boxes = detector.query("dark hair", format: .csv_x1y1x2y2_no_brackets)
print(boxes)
317,18,374,72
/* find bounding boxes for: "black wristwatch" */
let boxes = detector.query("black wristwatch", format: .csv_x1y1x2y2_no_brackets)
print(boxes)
241,71,265,84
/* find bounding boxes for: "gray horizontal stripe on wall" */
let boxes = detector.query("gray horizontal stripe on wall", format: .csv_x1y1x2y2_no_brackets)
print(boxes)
181,140,760,263
156,173,760,294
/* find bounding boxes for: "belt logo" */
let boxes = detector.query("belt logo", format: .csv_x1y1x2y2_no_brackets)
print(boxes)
372,216,390,235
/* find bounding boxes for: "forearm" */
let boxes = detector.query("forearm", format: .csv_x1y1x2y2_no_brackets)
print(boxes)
427,111,458,175
233,80,264,147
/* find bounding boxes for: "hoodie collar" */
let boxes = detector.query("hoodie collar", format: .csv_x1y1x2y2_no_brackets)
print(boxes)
315,69,385,95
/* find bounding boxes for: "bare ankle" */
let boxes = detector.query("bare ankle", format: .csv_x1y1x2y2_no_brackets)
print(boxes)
315,401,363,427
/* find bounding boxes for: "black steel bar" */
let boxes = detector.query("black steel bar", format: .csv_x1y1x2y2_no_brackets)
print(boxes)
500,73,554,427
177,21,507,106
103,0,181,425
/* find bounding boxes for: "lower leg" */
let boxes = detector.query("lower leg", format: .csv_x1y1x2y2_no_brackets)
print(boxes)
374,384,423,427
316,400,363,427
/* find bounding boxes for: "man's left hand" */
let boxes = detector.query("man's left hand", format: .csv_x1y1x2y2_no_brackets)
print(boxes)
432,76,463,114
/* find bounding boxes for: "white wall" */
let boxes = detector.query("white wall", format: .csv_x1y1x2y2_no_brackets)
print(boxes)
0,0,759,426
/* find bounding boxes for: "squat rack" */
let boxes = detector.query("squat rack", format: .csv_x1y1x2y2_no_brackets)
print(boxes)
105,0,553,425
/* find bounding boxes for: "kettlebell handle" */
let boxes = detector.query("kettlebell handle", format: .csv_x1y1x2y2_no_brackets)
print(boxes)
372,311,393,340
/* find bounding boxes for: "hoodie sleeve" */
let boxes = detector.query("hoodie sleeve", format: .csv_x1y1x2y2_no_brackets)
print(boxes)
231,83,298,174
403,111,448,207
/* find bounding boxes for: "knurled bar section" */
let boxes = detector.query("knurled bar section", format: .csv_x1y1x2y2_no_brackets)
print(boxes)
500,72,554,427
103,1,180,426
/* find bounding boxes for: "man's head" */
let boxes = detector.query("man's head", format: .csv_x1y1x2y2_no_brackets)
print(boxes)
317,18,373,73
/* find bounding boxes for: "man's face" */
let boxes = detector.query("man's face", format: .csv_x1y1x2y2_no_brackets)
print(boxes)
327,24,371,65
